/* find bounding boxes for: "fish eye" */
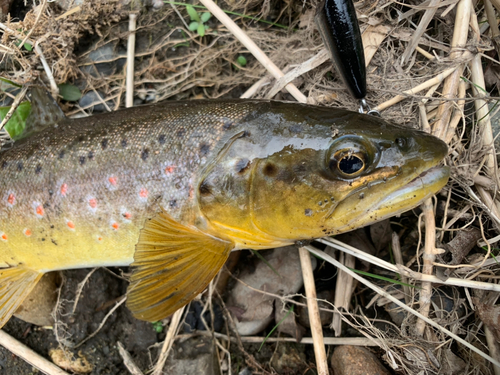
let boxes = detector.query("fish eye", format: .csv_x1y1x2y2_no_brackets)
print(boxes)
330,150,367,177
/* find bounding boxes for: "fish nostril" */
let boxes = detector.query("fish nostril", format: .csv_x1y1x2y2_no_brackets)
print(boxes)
395,137,407,148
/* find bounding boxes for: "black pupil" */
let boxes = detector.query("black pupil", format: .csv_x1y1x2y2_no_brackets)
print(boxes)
338,155,364,175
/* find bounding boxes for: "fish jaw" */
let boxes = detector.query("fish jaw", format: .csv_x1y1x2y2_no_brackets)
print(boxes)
330,166,450,232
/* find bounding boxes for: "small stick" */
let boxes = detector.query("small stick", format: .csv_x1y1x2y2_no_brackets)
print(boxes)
414,198,444,336
34,42,59,98
117,341,144,375
445,79,466,143
240,76,269,98
392,232,411,304
332,251,355,336
198,0,307,103
316,237,500,292
19,0,47,50
304,246,500,368
373,63,461,112
433,0,471,140
401,0,440,64
298,247,328,375
152,306,185,375
126,14,137,108
0,330,70,375
0,85,29,133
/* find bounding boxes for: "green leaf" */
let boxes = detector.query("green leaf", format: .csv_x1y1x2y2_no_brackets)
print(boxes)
189,21,199,31
58,83,82,102
237,55,247,67
201,12,211,23
151,321,164,333
197,23,205,37
186,5,200,22
0,101,31,139
23,43,33,52
0,77,21,89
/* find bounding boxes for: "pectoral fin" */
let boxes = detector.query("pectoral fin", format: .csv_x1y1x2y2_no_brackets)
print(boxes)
0,266,43,328
127,211,234,321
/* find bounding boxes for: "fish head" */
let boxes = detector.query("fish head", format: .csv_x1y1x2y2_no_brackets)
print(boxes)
198,104,449,249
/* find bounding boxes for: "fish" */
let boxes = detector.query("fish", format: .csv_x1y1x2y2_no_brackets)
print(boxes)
0,87,449,325
315,0,366,99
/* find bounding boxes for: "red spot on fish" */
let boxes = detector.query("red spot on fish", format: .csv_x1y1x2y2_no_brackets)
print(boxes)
139,188,148,198
123,212,132,220
108,176,117,185
24,228,32,237
60,183,68,196
67,221,75,230
7,193,15,206
112,222,119,230
98,236,103,241
36,205,44,217
89,198,97,209
1,233,7,241
165,166,175,174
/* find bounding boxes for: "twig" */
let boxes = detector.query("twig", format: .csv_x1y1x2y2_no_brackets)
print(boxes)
332,251,355,336
414,198,443,336
198,0,307,103
433,0,471,140
0,85,29,133
126,14,137,108
298,247,328,375
401,0,441,65
240,76,269,98
73,296,126,349
373,63,463,112
34,42,59,98
19,0,47,51
152,306,185,375
392,232,410,304
316,237,500,292
304,246,500,368
0,330,70,375
117,341,144,375
72,268,99,314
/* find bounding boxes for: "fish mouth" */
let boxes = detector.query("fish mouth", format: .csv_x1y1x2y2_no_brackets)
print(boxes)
344,165,450,229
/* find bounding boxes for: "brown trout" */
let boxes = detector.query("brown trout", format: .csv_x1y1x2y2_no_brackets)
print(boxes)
0,88,449,325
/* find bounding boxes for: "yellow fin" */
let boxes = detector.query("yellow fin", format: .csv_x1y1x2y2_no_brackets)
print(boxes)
0,266,43,328
127,211,234,321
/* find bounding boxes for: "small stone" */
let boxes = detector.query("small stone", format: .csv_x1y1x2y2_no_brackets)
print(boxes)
270,343,307,374
166,336,218,375
331,346,390,375
14,272,61,327
226,246,311,336
79,91,112,113
49,348,93,374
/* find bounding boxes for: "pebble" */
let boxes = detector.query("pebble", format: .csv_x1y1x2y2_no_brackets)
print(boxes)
78,90,113,113
226,246,316,336
331,346,390,375
166,336,218,375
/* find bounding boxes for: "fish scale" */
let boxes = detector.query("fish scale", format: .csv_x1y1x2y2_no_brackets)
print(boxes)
0,100,253,271
0,91,449,325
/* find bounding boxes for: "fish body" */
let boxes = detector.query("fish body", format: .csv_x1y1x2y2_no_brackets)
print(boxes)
0,93,449,324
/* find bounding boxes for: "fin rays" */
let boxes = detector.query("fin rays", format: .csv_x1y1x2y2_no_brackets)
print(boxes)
127,211,233,321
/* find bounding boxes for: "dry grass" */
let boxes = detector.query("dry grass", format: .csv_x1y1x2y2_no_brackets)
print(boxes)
2,0,500,374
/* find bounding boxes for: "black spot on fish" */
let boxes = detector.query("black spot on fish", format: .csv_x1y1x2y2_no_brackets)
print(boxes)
176,128,185,138
58,150,65,159
169,199,177,208
223,121,234,130
44,114,50,123
51,239,58,246
235,159,250,173
121,139,128,148
141,149,149,161
88,151,94,160
1,161,7,169
35,164,42,174
158,134,166,144
199,181,212,196
101,139,109,150
263,163,277,177
41,238,45,242
79,156,86,165
44,202,50,208
77,136,85,143
50,225,54,229
199,143,210,156
305,209,312,216
17,162,23,171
